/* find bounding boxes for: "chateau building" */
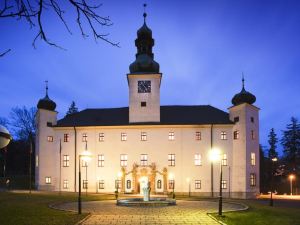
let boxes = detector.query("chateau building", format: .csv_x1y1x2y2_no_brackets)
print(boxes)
35,11,260,199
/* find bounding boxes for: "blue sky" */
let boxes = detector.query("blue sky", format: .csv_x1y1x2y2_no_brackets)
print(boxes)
1,0,300,154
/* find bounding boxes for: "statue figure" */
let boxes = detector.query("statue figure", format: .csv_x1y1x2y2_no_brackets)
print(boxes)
143,181,151,201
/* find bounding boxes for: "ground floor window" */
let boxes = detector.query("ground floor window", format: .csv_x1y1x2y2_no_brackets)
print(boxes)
221,180,227,189
99,180,104,189
168,180,175,189
195,180,201,189
157,180,162,189
63,180,69,189
126,180,131,189
83,180,88,189
45,177,51,184
250,173,256,186
115,180,121,189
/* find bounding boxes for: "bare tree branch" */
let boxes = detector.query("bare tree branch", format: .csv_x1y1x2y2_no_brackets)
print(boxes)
0,49,11,57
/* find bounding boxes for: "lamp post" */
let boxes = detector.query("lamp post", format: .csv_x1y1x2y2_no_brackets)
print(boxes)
209,148,222,216
186,177,191,197
78,149,91,214
289,174,295,196
269,157,277,207
116,171,122,199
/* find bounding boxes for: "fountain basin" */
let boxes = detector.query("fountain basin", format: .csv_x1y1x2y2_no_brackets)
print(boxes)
117,197,176,207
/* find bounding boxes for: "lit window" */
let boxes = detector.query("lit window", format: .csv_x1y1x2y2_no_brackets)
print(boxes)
120,154,128,167
234,117,239,123
45,177,51,184
63,155,70,167
157,180,162,189
64,134,69,142
168,132,175,141
251,130,255,140
82,133,88,142
251,153,256,166
141,132,147,141
250,173,256,186
126,180,131,189
233,130,239,140
47,136,53,142
168,154,175,166
168,180,175,189
195,180,201,189
99,133,104,142
121,133,127,141
63,180,69,189
98,154,104,167
194,154,202,166
221,131,227,140
83,180,88,189
195,132,201,140
36,155,39,167
99,180,105,189
222,180,227,189
140,154,148,166
115,180,121,189
222,154,228,166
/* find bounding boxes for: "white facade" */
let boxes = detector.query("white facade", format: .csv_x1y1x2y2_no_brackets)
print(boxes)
35,14,260,199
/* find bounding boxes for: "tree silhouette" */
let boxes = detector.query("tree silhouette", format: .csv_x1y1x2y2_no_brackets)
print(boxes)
66,101,79,116
268,128,278,159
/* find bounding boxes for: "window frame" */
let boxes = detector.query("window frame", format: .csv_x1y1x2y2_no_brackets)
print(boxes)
195,180,201,189
233,130,239,140
120,154,128,167
251,152,256,166
121,133,127,141
195,131,201,141
47,136,53,142
45,177,51,184
98,154,104,167
250,173,256,186
99,133,104,142
140,154,148,166
99,180,105,189
63,133,69,142
83,180,88,189
194,154,202,166
63,179,69,189
82,133,88,142
168,154,175,166
168,132,175,141
221,131,227,140
63,155,70,167
221,180,227,189
222,154,228,166
168,179,175,189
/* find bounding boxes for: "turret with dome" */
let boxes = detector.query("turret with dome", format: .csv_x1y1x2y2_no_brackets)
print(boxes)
37,81,56,111
231,77,256,106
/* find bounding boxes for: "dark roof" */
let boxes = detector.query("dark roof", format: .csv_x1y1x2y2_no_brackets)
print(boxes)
55,105,233,127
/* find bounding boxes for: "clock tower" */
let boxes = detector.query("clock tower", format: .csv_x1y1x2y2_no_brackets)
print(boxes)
127,9,162,123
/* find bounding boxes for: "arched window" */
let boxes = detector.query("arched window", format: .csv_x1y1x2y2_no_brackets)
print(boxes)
157,180,162,189
126,180,131,189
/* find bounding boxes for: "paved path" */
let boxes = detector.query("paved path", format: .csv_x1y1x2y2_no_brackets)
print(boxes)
57,200,246,225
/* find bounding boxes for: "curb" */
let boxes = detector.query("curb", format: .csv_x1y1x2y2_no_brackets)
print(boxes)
207,213,227,225
75,214,92,225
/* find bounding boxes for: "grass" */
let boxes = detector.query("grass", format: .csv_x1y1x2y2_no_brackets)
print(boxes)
212,200,300,225
0,191,115,225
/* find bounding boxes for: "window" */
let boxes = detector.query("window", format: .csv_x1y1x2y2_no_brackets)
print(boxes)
141,132,147,141
99,133,104,142
251,130,255,140
45,177,51,184
47,122,52,127
194,154,202,166
221,131,227,140
36,155,39,167
47,136,53,142
195,132,201,140
83,180,88,189
126,180,131,189
115,180,121,189
168,132,175,141
63,155,70,167
251,117,254,123
63,180,69,189
121,133,127,141
234,117,239,123
120,154,128,167
195,180,201,189
140,154,148,166
99,180,105,189
141,102,147,107
222,154,228,166
251,153,256,166
98,154,104,167
250,173,256,186
221,180,227,189
168,154,175,166
168,180,175,189
82,133,88,142
157,180,162,189
64,134,69,142
233,130,239,140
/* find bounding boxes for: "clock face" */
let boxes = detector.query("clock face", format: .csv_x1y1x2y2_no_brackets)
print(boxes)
138,80,151,93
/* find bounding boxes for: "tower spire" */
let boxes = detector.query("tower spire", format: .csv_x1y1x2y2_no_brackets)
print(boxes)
242,73,245,89
45,80,49,97
143,3,147,23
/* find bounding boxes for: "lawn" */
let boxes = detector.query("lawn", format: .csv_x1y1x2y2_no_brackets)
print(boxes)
0,191,114,225
213,200,300,225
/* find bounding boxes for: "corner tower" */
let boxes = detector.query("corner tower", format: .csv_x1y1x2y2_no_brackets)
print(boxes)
229,77,260,198
127,6,162,123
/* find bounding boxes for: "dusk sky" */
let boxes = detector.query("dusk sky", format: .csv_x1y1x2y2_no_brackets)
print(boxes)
1,0,300,154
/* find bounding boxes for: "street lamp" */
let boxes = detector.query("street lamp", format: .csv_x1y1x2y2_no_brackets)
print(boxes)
186,177,191,197
289,174,295,196
209,148,223,216
168,173,175,199
0,125,12,184
270,157,277,206
78,149,92,214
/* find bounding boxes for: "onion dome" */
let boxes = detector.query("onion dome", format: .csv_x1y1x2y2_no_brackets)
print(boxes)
37,81,56,111
232,77,256,106
129,5,160,74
